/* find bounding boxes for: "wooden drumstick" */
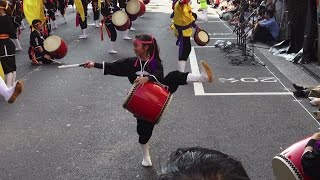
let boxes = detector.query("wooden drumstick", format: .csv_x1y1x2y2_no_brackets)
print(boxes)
58,63,85,69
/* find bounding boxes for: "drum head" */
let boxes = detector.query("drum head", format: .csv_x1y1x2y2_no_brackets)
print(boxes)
126,0,140,15
112,11,129,26
44,35,61,52
272,155,303,180
198,30,209,43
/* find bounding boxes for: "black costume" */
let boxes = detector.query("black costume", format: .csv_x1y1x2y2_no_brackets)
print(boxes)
44,0,58,21
58,0,68,16
10,0,23,39
28,30,52,64
93,57,189,144
78,0,89,29
0,15,16,74
91,0,100,21
101,1,120,42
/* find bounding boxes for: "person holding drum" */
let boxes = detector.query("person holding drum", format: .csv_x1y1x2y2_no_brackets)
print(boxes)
302,132,320,180
118,0,134,39
57,0,68,23
10,0,23,51
171,0,198,72
0,0,18,88
82,34,214,167
101,0,120,54
44,0,58,29
91,0,101,28
77,0,89,39
28,19,53,65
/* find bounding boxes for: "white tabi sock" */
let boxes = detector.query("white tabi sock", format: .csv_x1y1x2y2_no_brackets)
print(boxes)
12,38,22,51
140,143,152,167
12,71,16,86
178,61,186,72
5,72,13,88
123,30,132,40
108,42,118,54
187,73,206,82
0,77,12,101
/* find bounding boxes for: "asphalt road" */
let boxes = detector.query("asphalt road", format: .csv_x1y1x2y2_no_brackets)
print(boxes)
0,1,319,180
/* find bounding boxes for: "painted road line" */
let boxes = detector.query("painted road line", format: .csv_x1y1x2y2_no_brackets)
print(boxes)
189,47,206,95
191,37,236,40
195,92,293,96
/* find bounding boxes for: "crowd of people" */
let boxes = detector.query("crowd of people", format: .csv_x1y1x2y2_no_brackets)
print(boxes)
214,0,281,45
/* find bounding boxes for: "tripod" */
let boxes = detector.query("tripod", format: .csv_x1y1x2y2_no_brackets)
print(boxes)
227,1,265,66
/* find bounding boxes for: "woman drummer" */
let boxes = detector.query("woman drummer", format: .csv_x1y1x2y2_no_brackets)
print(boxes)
83,34,214,167
101,0,120,54
28,19,52,65
0,0,18,88
171,0,198,72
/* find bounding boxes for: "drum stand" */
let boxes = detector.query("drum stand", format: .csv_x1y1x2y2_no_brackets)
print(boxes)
227,3,265,66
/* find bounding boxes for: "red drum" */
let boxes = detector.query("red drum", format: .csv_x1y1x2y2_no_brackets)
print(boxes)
272,136,313,180
143,0,150,4
112,11,131,31
194,28,210,46
43,35,68,59
126,0,146,17
123,82,173,124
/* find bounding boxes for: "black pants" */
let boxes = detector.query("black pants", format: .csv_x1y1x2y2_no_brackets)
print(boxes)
48,9,56,21
253,25,274,43
79,4,88,29
105,21,117,42
0,40,16,74
118,0,127,9
179,37,191,61
58,0,66,15
135,71,189,144
92,0,100,21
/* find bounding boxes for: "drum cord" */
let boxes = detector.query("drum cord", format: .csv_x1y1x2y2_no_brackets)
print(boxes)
138,57,169,90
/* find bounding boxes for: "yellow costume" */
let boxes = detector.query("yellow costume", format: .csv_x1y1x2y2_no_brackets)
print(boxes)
171,2,195,37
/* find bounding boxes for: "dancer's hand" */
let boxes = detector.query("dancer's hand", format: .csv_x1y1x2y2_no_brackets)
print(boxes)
84,61,95,68
44,54,51,60
311,132,320,140
134,76,149,86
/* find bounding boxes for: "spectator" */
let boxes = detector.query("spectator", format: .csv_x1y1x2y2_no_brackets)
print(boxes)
158,147,250,180
251,9,279,44
219,0,240,21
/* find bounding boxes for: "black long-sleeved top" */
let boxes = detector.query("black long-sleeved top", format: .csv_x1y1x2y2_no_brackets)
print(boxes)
29,30,48,58
302,139,320,180
0,15,15,39
101,1,120,17
45,0,58,10
94,57,164,84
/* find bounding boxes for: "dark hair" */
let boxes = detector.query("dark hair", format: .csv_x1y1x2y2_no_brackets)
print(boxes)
135,34,162,63
158,147,250,180
265,9,274,18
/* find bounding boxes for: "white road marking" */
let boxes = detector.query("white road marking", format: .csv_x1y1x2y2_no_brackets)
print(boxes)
195,19,320,125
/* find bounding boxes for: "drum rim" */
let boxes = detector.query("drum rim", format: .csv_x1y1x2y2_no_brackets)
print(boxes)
156,94,173,124
122,83,138,108
194,29,210,46
126,0,141,15
112,11,129,26
44,35,61,52
272,155,303,180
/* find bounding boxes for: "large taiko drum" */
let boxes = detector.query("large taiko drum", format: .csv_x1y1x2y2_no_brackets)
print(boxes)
112,11,131,31
43,35,68,59
123,82,173,124
126,0,146,17
272,136,313,180
194,28,210,46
